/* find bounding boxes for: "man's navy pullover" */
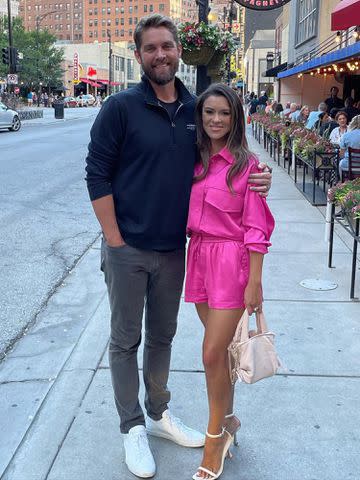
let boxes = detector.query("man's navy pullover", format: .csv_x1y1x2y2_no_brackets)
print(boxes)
85,76,197,251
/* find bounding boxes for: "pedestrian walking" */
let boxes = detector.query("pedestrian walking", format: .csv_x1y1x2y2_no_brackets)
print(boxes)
27,91,33,107
185,83,275,480
85,14,272,479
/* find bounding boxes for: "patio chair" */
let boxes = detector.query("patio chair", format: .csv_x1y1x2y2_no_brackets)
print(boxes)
347,147,360,180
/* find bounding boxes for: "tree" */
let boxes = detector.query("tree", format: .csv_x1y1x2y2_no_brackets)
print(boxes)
0,17,64,91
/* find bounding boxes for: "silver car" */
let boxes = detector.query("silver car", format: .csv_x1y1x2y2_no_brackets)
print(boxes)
0,102,21,131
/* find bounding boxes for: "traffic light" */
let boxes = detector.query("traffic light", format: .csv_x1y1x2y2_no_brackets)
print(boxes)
11,48,21,73
2,47,10,65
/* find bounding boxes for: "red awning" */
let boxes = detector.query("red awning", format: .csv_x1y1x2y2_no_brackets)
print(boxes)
331,0,360,31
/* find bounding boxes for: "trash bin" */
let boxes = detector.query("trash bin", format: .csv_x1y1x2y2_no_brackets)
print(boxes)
53,101,64,119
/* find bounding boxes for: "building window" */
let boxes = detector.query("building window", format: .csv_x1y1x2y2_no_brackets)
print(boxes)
94,19,98,26
159,3,164,11
149,4,153,12
102,30,106,38
129,5,133,12
120,18,124,25
129,17,132,25
107,7,111,13
102,19,106,25
296,0,318,46
144,5,147,12
127,58,134,80
107,19,111,25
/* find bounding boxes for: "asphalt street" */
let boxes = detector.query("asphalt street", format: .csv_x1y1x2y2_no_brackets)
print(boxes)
0,109,101,356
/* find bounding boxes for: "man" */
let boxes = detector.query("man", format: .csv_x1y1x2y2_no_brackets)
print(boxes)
85,14,271,478
258,90,268,108
324,86,344,113
341,97,360,123
306,102,327,130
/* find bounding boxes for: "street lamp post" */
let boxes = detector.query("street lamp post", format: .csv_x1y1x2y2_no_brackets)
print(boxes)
196,0,210,95
107,29,112,96
226,0,235,86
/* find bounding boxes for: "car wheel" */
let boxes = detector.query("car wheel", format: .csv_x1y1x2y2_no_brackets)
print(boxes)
9,115,21,132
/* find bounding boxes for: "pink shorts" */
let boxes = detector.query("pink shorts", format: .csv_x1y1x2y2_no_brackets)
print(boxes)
185,235,250,309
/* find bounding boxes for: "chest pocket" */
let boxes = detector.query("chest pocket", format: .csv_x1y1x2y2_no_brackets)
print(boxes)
204,188,242,212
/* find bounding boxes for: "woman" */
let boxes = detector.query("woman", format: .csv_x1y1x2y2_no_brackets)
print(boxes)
339,115,360,177
296,105,310,123
185,84,275,480
265,99,273,114
329,111,348,146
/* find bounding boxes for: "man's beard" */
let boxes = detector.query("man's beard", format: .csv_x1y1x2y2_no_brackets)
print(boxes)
142,59,179,86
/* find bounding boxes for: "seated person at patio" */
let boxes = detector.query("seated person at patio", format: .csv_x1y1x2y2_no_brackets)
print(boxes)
283,102,298,119
341,97,360,123
269,100,278,114
274,103,284,115
290,104,302,121
339,115,360,177
324,86,344,113
293,105,310,123
314,112,332,137
280,102,291,117
329,111,348,146
265,99,273,114
306,102,327,129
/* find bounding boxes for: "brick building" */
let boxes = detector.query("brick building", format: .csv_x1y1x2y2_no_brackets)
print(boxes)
19,0,197,45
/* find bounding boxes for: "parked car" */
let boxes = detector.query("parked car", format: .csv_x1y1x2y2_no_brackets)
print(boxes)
63,96,78,108
0,102,21,132
76,94,95,107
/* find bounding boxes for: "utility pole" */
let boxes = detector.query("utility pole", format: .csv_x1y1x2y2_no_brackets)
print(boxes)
196,0,210,95
107,29,112,96
227,0,235,86
7,0,14,74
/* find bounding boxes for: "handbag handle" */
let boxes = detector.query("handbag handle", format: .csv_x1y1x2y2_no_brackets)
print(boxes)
235,310,269,344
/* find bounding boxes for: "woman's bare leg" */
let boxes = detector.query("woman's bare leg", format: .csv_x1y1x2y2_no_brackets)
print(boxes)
195,307,244,478
196,303,240,437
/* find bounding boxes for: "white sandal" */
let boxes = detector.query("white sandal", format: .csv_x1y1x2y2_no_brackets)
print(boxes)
224,413,241,447
192,428,233,480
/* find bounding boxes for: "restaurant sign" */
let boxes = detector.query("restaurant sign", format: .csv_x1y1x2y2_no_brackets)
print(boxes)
235,0,291,10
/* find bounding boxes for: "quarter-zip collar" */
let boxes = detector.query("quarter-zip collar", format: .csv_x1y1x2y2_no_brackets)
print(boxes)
142,74,194,107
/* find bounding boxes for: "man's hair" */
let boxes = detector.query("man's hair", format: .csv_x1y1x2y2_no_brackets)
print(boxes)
134,14,179,50
318,102,327,112
330,86,339,93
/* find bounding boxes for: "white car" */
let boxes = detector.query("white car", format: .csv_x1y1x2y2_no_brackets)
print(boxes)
76,94,95,107
0,102,21,131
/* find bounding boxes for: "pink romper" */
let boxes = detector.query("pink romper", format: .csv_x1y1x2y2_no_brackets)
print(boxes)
185,147,275,309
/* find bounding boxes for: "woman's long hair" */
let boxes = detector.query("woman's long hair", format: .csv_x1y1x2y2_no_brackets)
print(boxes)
195,83,252,192
349,114,360,131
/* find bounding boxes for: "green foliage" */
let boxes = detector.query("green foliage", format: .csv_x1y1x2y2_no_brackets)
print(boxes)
0,16,64,89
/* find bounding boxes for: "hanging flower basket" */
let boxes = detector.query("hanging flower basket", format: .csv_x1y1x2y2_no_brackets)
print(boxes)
207,51,226,75
178,22,236,66
181,46,214,66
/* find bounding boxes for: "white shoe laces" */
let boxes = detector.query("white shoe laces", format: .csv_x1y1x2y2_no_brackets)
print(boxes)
165,411,189,433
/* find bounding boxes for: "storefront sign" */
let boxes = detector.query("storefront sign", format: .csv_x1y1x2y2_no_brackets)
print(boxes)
73,52,79,82
235,0,291,10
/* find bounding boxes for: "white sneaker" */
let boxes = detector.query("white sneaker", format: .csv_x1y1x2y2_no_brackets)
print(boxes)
146,409,205,447
122,425,156,478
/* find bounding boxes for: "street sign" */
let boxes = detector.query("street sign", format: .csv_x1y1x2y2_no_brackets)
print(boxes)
73,52,79,82
7,74,18,84
235,0,291,10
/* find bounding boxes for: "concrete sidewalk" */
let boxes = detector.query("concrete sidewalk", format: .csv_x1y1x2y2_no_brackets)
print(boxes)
0,131,359,480
21,106,101,126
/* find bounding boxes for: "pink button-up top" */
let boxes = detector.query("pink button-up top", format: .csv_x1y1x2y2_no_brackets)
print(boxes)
187,147,275,254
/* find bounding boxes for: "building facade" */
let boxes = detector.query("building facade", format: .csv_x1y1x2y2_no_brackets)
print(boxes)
273,0,360,109
18,0,198,44
0,0,20,17
244,29,275,96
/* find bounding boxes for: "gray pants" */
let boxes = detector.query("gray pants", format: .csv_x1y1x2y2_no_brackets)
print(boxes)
101,240,185,433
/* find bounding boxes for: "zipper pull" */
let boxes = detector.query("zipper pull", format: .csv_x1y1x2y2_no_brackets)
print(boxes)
171,122,175,127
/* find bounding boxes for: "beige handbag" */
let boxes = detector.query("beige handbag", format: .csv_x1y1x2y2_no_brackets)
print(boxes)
228,310,281,385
